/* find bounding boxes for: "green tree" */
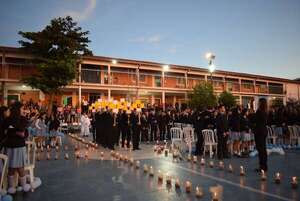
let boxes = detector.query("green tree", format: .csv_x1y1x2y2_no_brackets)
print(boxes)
188,82,217,110
18,16,92,113
218,91,236,109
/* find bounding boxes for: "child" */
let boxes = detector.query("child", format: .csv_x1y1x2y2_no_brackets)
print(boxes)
80,112,91,137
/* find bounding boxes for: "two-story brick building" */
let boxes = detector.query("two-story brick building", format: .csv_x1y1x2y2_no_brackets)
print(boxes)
1,46,300,109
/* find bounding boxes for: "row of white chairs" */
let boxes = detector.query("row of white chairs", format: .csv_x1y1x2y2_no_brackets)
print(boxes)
267,125,300,146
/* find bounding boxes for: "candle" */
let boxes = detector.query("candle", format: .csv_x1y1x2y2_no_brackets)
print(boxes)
143,164,149,172
74,145,78,151
228,164,233,173
124,156,128,163
41,146,44,152
219,161,224,170
187,154,192,161
100,152,104,157
166,173,171,185
75,151,80,159
36,153,40,161
175,178,180,188
64,145,68,151
55,153,58,160
185,181,192,193
47,145,50,151
209,161,214,168
157,170,163,182
261,170,267,181
212,191,218,201
149,166,154,176
85,151,88,159
156,140,159,145
65,153,69,160
46,153,50,160
130,158,134,165
119,154,123,161
110,150,114,156
164,149,168,157
154,145,157,152
193,156,197,163
195,186,204,198
240,166,245,176
55,146,59,152
135,160,140,169
274,172,281,184
291,177,298,189
200,158,205,166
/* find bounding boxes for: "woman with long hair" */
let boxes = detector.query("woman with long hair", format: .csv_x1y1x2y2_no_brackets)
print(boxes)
3,102,31,193
253,98,268,172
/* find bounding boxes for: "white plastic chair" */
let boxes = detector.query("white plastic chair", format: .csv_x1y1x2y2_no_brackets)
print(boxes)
0,154,8,191
267,126,277,145
202,129,218,158
170,127,183,150
183,127,195,155
289,125,300,146
25,141,37,184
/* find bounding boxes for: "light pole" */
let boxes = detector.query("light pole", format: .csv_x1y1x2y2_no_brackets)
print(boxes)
205,52,216,83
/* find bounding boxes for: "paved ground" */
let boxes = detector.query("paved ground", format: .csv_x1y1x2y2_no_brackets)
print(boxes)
12,135,300,201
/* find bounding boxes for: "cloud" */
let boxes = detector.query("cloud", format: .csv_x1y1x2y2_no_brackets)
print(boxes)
63,0,97,21
130,34,162,44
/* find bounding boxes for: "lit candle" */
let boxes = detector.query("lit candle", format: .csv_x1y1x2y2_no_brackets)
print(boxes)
195,186,204,198
200,158,205,166
228,164,233,173
149,166,154,176
65,153,69,160
175,178,180,188
261,170,267,181
185,181,192,193
75,151,80,159
86,144,89,149
209,161,214,168
154,145,157,152
193,156,197,163
212,191,218,201
47,145,50,151
36,153,40,161
110,150,114,156
240,166,245,176
74,145,78,151
164,149,168,157
166,172,171,185
55,152,58,160
64,145,68,151
274,172,281,184
55,146,59,152
85,151,88,159
119,154,123,161
41,146,44,152
156,140,159,145
157,170,163,182
219,161,224,170
291,177,298,189
100,152,104,157
124,156,128,163
135,160,140,169
143,164,149,172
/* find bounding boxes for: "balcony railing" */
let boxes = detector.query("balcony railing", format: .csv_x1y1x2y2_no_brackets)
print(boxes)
0,63,36,80
255,84,268,94
225,82,240,92
241,83,255,93
269,85,284,94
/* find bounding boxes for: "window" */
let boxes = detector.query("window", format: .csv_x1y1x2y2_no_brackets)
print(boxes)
155,76,161,87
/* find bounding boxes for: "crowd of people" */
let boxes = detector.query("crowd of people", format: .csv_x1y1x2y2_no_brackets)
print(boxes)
0,98,300,193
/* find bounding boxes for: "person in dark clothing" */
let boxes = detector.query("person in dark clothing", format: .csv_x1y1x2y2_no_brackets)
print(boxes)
90,112,97,142
215,105,229,160
158,112,167,141
253,98,268,172
149,110,158,141
0,106,10,144
130,109,141,150
3,102,31,193
140,112,149,142
95,110,103,145
115,110,122,146
193,110,205,156
105,110,115,150
229,107,241,156
120,110,131,148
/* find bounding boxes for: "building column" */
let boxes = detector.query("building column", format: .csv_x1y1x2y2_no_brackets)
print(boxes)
151,94,155,105
108,64,111,84
173,96,177,107
185,71,188,88
78,63,82,108
162,71,165,88
72,91,77,107
108,89,111,100
136,65,140,99
162,91,165,111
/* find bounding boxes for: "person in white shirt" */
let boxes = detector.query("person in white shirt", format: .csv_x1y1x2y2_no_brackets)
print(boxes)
80,112,90,137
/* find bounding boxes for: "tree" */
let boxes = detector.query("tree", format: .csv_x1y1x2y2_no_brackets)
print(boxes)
218,91,236,109
188,82,217,110
18,16,92,113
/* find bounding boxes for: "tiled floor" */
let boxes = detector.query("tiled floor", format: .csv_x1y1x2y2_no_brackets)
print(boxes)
13,135,300,201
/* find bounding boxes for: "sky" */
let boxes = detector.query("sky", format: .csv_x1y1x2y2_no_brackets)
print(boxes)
0,0,300,79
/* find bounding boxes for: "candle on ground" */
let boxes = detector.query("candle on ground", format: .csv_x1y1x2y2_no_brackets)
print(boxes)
175,178,180,188
274,172,281,184
185,181,192,193
195,186,204,198
291,177,298,189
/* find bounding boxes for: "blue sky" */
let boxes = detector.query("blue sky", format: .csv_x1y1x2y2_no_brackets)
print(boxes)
1,0,300,79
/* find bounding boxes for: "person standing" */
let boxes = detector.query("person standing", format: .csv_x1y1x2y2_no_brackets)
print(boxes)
95,109,103,145
193,110,204,156
253,98,268,172
80,112,90,137
149,110,158,141
215,105,229,160
120,110,131,148
130,109,141,150
3,102,31,193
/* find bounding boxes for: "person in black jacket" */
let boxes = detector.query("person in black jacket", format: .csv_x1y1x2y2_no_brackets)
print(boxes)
0,106,10,144
253,98,268,172
120,110,131,148
229,107,241,156
3,102,31,193
216,105,229,160
240,109,251,155
130,109,141,150
193,110,205,156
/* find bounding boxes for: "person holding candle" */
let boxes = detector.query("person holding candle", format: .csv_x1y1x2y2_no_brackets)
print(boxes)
253,98,268,172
